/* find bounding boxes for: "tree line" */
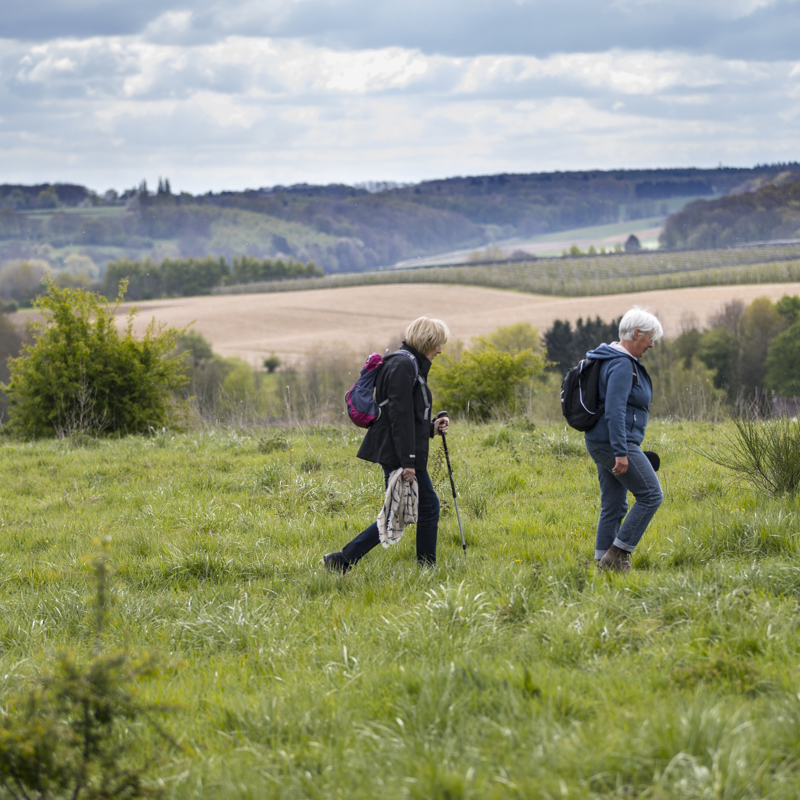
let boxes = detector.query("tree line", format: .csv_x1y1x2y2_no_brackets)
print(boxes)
102,255,322,300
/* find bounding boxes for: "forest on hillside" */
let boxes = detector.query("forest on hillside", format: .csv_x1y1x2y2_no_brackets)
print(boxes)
1,164,798,276
660,176,800,249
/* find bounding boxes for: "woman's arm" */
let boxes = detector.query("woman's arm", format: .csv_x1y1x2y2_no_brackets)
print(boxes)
383,359,418,469
604,359,635,458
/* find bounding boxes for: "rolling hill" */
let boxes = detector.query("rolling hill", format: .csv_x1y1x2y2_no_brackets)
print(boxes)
2,163,798,276
660,175,800,249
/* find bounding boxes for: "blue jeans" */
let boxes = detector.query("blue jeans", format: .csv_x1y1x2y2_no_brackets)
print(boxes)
584,440,663,559
341,466,440,566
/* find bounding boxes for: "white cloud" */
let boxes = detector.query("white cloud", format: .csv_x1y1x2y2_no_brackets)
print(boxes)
0,30,798,192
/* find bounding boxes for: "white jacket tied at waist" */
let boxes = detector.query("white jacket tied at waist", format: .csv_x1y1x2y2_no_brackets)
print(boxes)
377,468,419,547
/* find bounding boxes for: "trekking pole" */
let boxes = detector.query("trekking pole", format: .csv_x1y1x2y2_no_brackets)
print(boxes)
436,411,467,563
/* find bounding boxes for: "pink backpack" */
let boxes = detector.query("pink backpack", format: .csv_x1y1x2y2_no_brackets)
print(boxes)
345,351,419,428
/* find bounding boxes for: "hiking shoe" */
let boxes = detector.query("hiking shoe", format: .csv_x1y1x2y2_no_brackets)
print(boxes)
323,551,350,575
598,544,631,573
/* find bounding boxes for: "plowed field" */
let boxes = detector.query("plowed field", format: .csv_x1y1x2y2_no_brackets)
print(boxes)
119,282,800,366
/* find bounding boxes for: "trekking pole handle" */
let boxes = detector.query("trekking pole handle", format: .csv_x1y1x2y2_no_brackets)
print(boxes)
436,411,457,497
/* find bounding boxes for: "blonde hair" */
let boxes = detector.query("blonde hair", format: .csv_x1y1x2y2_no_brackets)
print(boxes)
405,316,450,354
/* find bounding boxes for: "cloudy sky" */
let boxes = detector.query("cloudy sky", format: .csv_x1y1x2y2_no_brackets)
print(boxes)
2,0,799,193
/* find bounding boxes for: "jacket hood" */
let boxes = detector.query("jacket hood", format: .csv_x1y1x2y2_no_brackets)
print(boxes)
586,342,637,362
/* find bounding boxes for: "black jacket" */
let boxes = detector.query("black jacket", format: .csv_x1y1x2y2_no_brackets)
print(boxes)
357,342,435,471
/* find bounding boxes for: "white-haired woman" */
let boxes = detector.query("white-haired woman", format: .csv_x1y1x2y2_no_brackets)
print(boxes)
324,316,451,573
584,307,664,572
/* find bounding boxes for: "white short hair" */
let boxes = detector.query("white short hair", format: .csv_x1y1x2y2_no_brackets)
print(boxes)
619,307,664,342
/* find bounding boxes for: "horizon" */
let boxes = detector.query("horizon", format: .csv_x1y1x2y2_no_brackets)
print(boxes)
4,160,800,199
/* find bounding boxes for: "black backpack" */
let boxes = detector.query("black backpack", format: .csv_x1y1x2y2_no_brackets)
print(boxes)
561,357,639,432
561,358,603,431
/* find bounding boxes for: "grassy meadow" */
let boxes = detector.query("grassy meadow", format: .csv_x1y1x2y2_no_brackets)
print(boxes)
3,420,800,798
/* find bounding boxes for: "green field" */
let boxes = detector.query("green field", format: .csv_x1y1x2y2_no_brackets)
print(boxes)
4,420,800,798
216,242,800,297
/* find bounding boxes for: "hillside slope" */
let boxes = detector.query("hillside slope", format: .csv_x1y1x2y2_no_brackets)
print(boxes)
661,177,800,249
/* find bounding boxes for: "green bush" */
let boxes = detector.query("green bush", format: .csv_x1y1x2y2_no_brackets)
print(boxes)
431,339,546,420
2,281,187,438
0,652,168,800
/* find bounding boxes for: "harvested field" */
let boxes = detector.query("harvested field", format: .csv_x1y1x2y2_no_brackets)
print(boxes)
119,282,800,366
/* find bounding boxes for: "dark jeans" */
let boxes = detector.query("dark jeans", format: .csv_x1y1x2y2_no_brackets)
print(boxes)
341,466,439,566
585,440,663,559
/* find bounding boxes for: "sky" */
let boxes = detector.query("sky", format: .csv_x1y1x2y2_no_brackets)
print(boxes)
2,0,799,194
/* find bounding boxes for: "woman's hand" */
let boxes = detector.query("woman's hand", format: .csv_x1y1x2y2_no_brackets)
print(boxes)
433,416,450,435
612,456,628,476
402,467,416,482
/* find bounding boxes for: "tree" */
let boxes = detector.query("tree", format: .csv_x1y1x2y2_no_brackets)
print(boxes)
624,234,642,252
776,294,800,326
542,319,574,374
37,186,59,208
0,259,50,305
766,322,800,397
3,281,188,438
697,327,741,394
673,327,703,369
709,299,746,339
543,316,620,376
263,354,281,373
739,297,787,398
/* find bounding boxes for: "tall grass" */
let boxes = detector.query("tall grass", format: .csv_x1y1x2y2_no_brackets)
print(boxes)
4,421,800,797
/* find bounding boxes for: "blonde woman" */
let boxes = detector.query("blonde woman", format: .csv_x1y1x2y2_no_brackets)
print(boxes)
324,316,451,573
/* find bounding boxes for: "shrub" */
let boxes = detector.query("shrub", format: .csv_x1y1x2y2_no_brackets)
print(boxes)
431,340,546,420
707,415,800,497
0,651,168,800
2,281,187,438
0,544,174,800
482,322,542,355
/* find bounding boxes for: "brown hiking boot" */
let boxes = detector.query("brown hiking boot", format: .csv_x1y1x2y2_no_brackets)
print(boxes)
598,544,631,573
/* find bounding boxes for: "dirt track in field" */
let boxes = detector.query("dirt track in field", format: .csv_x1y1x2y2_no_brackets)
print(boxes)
118,282,800,367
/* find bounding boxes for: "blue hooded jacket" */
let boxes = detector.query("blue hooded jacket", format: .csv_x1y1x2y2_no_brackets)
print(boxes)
583,343,653,457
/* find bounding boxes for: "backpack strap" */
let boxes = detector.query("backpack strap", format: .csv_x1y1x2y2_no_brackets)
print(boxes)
377,350,427,417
